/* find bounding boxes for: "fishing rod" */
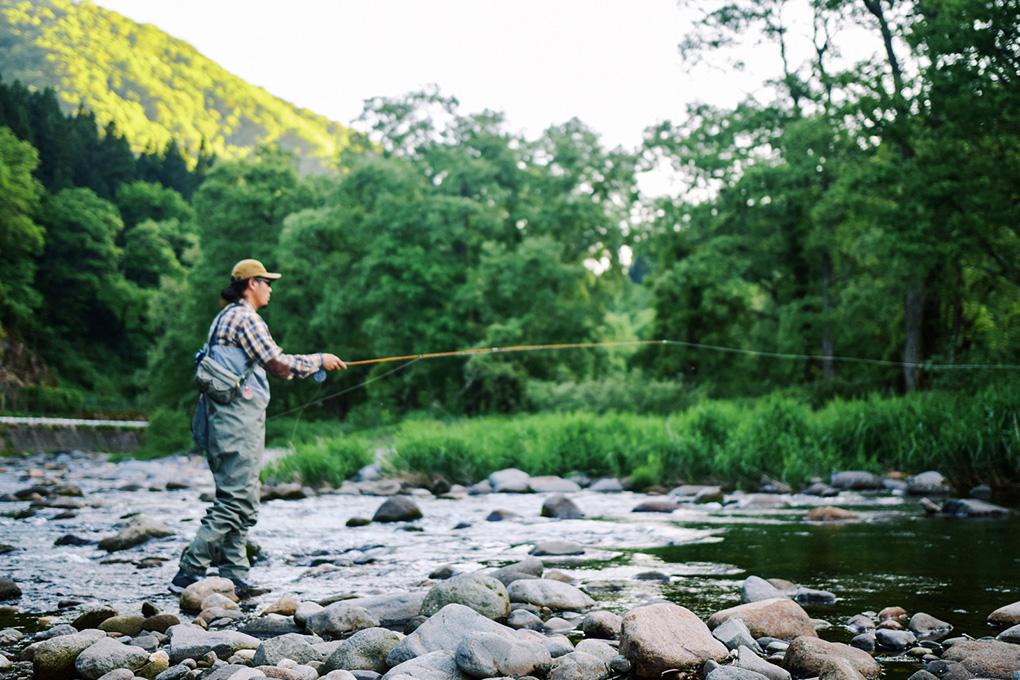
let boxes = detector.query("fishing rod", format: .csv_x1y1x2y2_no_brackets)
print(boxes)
342,340,662,366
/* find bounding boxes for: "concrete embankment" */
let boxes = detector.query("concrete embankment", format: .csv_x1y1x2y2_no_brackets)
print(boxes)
0,416,146,453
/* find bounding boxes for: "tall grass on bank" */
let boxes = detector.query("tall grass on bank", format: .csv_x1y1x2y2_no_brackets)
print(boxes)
261,385,1020,489
261,434,374,488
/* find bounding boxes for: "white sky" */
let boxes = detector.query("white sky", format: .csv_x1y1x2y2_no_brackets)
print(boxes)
92,0,781,153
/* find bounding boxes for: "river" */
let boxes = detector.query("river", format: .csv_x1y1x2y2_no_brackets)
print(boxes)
1,449,1018,676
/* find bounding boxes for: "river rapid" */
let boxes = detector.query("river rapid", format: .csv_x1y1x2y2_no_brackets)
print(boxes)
1,449,1018,672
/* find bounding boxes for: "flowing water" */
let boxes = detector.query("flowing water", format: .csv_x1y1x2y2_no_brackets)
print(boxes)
1,449,1018,677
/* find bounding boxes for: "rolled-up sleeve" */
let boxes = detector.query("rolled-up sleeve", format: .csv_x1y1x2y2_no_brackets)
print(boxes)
236,315,323,379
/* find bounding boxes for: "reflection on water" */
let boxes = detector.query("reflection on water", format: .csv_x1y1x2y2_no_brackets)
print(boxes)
650,504,1020,643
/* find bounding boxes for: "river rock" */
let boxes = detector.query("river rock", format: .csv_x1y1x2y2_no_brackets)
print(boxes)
830,471,884,490
805,506,859,521
940,498,1012,518
619,602,728,680
782,637,881,679
941,639,1020,679
97,515,176,552
241,613,302,636
909,612,953,638
906,471,951,495
582,611,622,639
589,479,624,493
795,587,837,605
420,572,510,620
819,657,870,680
0,627,23,645
75,637,150,679
507,609,543,630
323,627,403,673
713,617,762,653
166,623,259,664
489,469,531,494
708,598,818,641
989,601,1020,627
485,509,519,521
99,615,146,636
33,629,106,680
454,631,552,678
736,646,791,680
996,624,1020,644
742,576,787,603
372,497,423,523
261,594,300,617
631,500,679,513
387,604,516,666
878,605,908,623
351,592,428,630
384,648,470,680
253,633,323,666
488,557,544,586
705,666,771,680
305,602,381,640
205,665,266,680
508,578,595,611
0,579,22,601
850,633,876,652
72,604,119,630
876,628,917,650
530,477,582,493
179,577,239,613
529,540,585,556
547,650,610,680
541,494,584,519
143,613,180,634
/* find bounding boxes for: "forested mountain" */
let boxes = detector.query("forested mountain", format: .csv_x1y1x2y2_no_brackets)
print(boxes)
0,0,359,174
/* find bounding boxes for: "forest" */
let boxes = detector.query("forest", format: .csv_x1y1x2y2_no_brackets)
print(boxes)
0,0,1019,480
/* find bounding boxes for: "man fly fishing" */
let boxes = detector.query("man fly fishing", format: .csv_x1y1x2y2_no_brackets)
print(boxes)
170,259,347,597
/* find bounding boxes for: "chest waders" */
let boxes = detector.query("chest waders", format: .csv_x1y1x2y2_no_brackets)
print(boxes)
182,336,270,581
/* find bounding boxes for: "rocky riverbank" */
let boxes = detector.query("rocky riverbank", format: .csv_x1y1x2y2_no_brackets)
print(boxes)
1,451,1018,680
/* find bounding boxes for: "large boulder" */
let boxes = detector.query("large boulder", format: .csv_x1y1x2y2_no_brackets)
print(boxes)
387,604,517,667
383,649,471,680
541,494,584,519
420,572,510,621
507,579,595,612
707,598,817,641
941,639,1020,679
619,602,729,680
489,469,531,494
782,636,881,680
454,631,552,678
33,629,107,680
988,601,1020,627
323,627,404,674
74,637,150,679
350,592,428,629
373,497,423,523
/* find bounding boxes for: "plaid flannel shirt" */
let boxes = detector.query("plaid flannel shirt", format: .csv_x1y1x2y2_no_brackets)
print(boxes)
209,301,322,378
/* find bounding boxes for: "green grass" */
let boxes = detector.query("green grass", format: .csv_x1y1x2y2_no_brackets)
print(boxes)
137,383,1020,490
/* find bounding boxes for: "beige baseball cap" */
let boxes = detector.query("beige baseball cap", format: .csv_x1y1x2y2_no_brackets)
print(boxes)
230,259,281,281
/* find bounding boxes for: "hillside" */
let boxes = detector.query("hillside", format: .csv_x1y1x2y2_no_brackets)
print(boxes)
0,0,359,173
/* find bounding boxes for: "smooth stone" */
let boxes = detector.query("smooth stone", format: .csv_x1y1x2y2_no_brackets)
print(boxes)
529,477,582,493
529,540,585,557
508,579,595,611
619,602,728,680
97,515,175,552
419,572,510,621
782,637,881,680
75,637,150,680
383,649,471,680
454,631,552,678
305,602,380,640
541,494,584,519
489,469,531,494
252,633,323,666
582,611,622,639
713,618,762,653
736,646,791,680
323,628,404,674
708,598,817,641
830,471,884,490
386,604,516,667
372,497,422,523
742,576,787,603
909,612,953,638
941,639,1020,679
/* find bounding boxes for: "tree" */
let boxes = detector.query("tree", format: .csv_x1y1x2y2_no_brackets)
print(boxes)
0,126,45,333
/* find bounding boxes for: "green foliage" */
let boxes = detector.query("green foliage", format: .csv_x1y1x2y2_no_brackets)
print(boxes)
139,406,193,457
12,384,84,414
526,373,700,415
261,435,374,488
0,125,44,331
0,0,359,172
